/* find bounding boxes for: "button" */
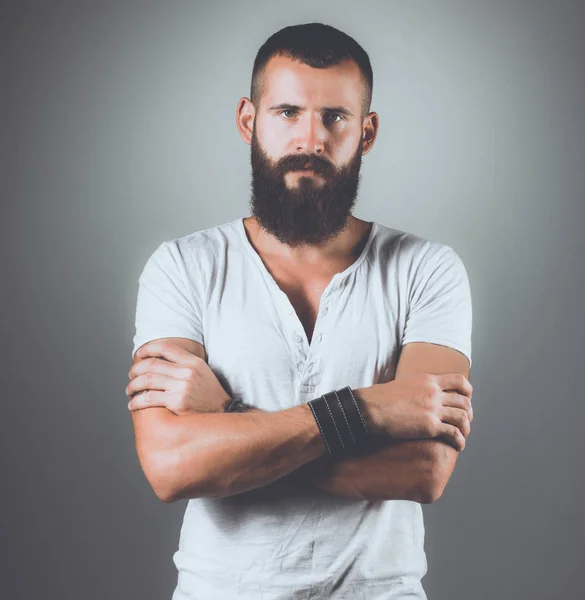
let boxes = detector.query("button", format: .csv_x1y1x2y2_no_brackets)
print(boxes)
318,333,323,342
322,308,328,316
294,334,303,343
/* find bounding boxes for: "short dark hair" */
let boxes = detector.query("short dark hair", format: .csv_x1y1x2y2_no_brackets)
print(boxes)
250,23,373,120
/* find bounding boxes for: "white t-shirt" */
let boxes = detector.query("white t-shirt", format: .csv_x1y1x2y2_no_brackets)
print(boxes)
132,217,472,600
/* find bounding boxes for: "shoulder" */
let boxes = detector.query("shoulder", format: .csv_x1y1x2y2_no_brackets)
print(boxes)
164,218,240,260
371,221,457,271
144,218,241,274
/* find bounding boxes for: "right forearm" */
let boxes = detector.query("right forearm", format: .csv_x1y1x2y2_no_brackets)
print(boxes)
224,403,433,502
158,403,325,501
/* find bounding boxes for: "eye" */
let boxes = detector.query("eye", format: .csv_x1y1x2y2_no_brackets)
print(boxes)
279,109,298,119
324,112,342,124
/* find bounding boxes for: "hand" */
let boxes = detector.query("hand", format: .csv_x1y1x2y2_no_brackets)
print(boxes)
354,373,473,451
126,340,231,415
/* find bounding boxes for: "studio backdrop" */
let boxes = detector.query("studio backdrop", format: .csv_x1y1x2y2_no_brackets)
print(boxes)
2,1,583,599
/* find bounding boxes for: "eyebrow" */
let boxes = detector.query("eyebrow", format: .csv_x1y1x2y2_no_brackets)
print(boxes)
268,103,354,117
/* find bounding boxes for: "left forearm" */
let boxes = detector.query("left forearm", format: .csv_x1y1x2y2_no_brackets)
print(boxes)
291,438,436,502
241,406,436,502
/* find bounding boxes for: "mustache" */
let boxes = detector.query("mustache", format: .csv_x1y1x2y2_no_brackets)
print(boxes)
277,154,334,176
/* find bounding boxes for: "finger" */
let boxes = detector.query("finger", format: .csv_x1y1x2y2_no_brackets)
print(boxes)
128,390,175,412
126,372,183,396
438,423,466,451
437,373,473,398
441,391,473,422
440,407,471,438
135,340,199,365
129,357,189,381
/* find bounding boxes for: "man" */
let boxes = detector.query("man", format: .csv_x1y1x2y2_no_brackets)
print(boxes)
127,23,473,600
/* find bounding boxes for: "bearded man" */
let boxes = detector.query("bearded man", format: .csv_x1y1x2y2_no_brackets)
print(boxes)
128,22,473,600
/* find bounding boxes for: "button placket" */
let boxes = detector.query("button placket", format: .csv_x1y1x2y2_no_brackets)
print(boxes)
285,281,338,379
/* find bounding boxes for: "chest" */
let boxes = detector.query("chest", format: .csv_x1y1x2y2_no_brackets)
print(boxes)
203,261,402,410
260,262,340,344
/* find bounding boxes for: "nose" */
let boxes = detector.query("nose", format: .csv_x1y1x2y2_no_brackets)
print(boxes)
295,113,325,155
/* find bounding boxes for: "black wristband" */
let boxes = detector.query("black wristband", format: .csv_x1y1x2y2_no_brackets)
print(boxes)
225,399,241,412
307,394,346,458
334,386,373,456
225,399,254,413
322,390,356,448
308,386,373,460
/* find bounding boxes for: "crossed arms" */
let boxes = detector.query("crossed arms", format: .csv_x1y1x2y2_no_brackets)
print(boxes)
128,337,471,504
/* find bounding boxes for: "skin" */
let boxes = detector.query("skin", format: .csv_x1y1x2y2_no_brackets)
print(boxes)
237,55,380,341
126,55,473,503
127,339,472,502
237,54,379,263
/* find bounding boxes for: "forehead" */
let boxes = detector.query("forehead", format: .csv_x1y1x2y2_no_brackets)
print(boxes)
260,54,363,110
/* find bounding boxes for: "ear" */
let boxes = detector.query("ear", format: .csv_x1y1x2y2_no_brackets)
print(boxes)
361,111,379,156
236,97,256,145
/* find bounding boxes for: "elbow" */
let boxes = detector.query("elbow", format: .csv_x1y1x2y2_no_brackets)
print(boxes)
416,442,458,504
153,470,179,503
413,466,446,503
154,485,176,504
131,411,212,502
416,480,445,504
414,457,449,504
148,450,217,503
141,450,186,504
141,452,176,503
417,455,455,503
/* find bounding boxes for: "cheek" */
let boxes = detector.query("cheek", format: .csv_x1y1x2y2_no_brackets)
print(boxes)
334,132,362,161
256,117,284,148
262,128,289,156
340,127,361,148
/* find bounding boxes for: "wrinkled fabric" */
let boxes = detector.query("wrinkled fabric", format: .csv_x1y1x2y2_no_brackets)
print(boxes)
132,217,472,599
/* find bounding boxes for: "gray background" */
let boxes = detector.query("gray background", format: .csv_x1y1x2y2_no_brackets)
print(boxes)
2,1,583,598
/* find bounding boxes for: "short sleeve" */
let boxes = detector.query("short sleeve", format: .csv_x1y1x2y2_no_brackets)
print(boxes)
131,241,204,359
402,244,473,367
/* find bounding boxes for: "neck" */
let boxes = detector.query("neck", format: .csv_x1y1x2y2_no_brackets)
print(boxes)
243,214,372,268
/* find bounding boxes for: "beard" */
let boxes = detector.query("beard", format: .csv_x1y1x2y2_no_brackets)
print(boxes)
249,125,363,248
